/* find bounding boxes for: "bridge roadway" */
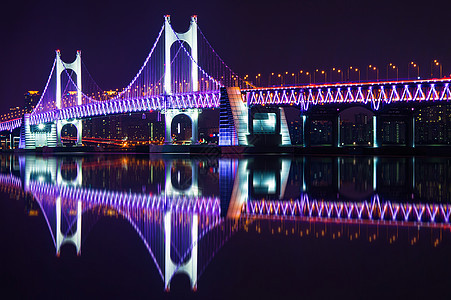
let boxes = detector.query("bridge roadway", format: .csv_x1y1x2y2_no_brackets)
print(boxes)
243,78,451,110
3,77,450,133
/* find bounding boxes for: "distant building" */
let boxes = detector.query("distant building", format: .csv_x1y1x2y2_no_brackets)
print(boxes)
340,113,372,145
381,121,406,144
24,91,40,113
416,104,451,144
288,121,302,145
310,120,331,145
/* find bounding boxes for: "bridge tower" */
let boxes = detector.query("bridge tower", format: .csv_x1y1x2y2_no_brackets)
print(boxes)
163,15,200,144
56,50,83,147
19,51,83,149
164,211,198,291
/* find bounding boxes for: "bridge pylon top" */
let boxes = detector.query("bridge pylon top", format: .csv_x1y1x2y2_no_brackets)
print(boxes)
164,14,198,23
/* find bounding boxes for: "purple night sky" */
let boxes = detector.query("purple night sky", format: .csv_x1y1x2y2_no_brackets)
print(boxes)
1,0,451,114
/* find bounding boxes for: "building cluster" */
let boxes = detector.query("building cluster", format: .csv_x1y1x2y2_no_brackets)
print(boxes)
340,113,372,145
416,105,451,144
0,91,40,122
288,107,451,146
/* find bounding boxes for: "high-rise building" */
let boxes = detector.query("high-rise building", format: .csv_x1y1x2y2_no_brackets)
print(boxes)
24,91,40,113
288,121,302,145
416,104,451,144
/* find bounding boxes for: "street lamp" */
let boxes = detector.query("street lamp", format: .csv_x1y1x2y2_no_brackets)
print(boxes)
354,68,360,82
305,72,311,84
348,66,356,82
321,70,327,83
299,70,304,85
314,69,319,84
337,69,343,82
431,60,442,78
408,62,419,79
330,67,343,83
255,73,261,86
368,65,379,81
392,65,399,80
269,72,275,86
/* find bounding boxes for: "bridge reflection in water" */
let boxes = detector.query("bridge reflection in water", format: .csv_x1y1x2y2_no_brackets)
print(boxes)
0,154,450,291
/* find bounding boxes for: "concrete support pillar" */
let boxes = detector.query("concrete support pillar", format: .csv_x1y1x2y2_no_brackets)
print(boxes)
56,120,62,147
301,114,307,147
304,115,311,147
165,112,172,144
406,113,415,148
191,112,198,144
76,120,82,146
373,115,378,148
332,115,340,147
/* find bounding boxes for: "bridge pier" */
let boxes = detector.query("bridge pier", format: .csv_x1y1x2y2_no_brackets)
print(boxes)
19,114,58,149
219,87,291,146
56,119,83,147
164,109,199,144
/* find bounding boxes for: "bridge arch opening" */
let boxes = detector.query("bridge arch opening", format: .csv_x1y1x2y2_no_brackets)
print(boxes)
338,107,374,147
170,114,192,144
60,70,79,108
61,123,78,146
170,42,193,94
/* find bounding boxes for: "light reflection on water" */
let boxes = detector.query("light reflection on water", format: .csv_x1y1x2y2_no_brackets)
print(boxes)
1,154,451,297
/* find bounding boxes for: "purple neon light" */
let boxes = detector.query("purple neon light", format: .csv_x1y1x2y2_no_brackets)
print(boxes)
244,194,451,224
31,58,57,116
245,79,451,111
27,180,221,216
0,118,22,131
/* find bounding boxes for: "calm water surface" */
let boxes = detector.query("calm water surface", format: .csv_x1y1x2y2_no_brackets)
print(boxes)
1,154,451,299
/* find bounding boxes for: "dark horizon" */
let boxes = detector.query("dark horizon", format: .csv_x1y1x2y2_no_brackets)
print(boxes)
2,0,451,114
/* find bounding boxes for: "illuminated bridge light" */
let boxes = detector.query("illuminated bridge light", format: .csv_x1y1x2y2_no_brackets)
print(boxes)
243,197,451,226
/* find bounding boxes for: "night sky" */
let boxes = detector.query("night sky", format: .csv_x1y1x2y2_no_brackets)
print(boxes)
1,0,451,114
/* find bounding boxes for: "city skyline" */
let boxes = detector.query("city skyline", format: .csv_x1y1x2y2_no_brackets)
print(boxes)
2,0,451,114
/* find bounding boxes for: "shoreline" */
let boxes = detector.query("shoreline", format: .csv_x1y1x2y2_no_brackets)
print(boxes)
2,144,451,157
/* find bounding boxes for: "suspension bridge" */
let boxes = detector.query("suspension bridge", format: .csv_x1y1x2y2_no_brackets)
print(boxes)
0,15,450,149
